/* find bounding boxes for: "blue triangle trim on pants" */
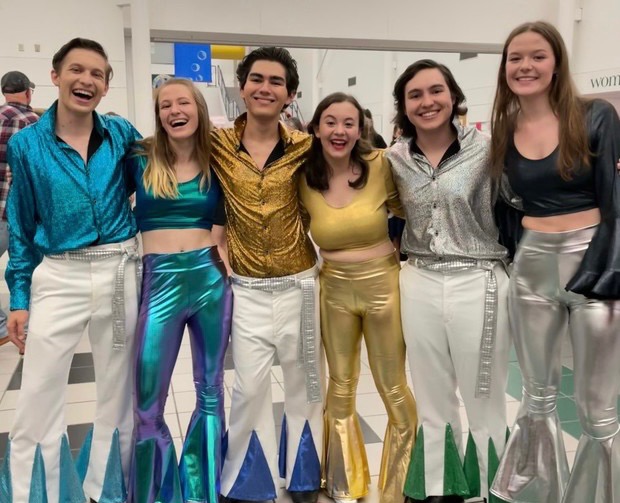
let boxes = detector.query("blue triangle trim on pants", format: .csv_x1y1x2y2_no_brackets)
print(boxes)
155,444,182,503
75,426,93,484
278,414,288,479
99,428,127,503
0,440,12,502
29,444,48,503
227,430,276,500
59,434,86,503
288,420,320,492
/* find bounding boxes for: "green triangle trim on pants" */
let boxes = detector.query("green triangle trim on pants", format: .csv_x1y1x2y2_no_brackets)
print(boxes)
443,423,470,497
463,431,480,498
403,424,471,499
403,425,426,498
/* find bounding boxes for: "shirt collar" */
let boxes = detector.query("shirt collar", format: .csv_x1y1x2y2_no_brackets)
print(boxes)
233,112,294,152
4,101,33,112
39,100,108,139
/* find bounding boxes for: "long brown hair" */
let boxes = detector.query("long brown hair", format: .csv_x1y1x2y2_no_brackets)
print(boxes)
305,92,373,191
138,78,211,198
490,21,590,180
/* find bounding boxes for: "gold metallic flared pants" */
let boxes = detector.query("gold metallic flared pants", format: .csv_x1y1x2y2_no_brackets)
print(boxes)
320,253,417,502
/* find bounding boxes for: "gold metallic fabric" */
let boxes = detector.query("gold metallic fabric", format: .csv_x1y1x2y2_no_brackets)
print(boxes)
320,253,417,502
299,150,403,252
210,114,316,277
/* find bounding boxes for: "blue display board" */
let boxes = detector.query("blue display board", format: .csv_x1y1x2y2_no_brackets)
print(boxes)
174,43,212,83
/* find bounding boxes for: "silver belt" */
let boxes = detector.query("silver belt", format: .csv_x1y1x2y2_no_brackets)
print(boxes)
48,239,142,350
231,266,321,403
409,256,504,398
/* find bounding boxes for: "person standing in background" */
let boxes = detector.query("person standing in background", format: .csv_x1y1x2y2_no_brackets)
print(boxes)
0,71,38,349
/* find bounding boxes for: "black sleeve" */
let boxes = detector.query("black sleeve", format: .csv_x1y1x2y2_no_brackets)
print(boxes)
213,195,227,226
566,99,620,299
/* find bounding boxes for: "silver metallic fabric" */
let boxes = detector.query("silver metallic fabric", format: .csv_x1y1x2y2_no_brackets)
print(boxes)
491,225,620,503
409,256,501,398
230,266,321,403
563,434,620,503
48,238,142,350
386,122,507,262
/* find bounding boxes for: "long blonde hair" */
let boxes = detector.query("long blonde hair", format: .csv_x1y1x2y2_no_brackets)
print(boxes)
139,78,211,198
490,21,590,180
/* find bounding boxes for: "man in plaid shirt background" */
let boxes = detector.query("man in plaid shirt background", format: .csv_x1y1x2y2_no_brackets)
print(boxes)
0,71,38,347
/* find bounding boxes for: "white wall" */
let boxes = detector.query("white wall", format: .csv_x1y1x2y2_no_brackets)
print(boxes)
0,0,129,116
146,0,557,52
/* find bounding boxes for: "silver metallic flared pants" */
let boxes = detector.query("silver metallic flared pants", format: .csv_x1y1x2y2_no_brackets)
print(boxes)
491,226,620,503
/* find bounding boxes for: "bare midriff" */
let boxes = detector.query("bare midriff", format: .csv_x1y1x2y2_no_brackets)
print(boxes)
522,207,600,232
141,228,214,254
319,239,395,263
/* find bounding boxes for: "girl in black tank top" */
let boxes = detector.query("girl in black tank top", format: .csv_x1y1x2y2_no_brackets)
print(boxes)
489,21,620,503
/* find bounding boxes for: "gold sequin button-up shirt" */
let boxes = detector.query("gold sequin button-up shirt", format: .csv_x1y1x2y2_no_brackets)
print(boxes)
210,114,316,278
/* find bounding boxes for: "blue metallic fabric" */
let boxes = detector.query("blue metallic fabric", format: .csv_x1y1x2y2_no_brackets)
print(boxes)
29,444,48,503
278,415,322,490
59,435,85,503
131,246,232,503
289,420,321,491
5,101,140,310
126,154,223,232
75,427,93,484
278,415,288,479
100,429,127,503
228,431,276,500
0,441,12,501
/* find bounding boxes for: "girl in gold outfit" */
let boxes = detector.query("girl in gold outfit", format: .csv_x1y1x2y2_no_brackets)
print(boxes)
300,92,417,503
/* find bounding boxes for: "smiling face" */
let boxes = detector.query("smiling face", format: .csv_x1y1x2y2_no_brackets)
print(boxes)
314,101,362,163
157,83,199,142
505,31,556,100
404,68,455,135
240,60,294,120
51,48,109,117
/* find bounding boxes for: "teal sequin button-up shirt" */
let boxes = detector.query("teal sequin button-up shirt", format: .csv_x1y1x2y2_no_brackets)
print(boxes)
5,102,141,310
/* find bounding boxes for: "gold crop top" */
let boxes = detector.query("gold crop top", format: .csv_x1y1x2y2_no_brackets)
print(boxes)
299,150,402,252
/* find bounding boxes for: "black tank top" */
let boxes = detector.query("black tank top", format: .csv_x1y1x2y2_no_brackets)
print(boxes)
505,140,596,217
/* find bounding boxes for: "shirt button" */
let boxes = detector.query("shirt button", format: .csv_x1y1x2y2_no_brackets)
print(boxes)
431,175,436,181
432,203,437,209
435,231,439,236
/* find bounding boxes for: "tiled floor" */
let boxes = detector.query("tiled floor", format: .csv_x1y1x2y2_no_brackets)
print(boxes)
0,259,588,503
0,327,583,503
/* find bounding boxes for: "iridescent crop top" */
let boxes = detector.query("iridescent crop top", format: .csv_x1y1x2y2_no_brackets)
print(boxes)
299,150,402,251
127,155,223,232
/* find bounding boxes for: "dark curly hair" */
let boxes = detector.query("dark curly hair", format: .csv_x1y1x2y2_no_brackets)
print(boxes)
393,59,467,139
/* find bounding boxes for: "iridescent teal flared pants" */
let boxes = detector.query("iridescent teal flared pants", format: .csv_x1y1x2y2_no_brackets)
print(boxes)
130,246,232,503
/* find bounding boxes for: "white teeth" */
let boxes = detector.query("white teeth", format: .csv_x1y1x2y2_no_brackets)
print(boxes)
171,119,188,128
73,89,93,98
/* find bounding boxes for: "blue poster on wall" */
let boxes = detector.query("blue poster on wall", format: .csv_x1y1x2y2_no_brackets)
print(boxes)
174,43,212,83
